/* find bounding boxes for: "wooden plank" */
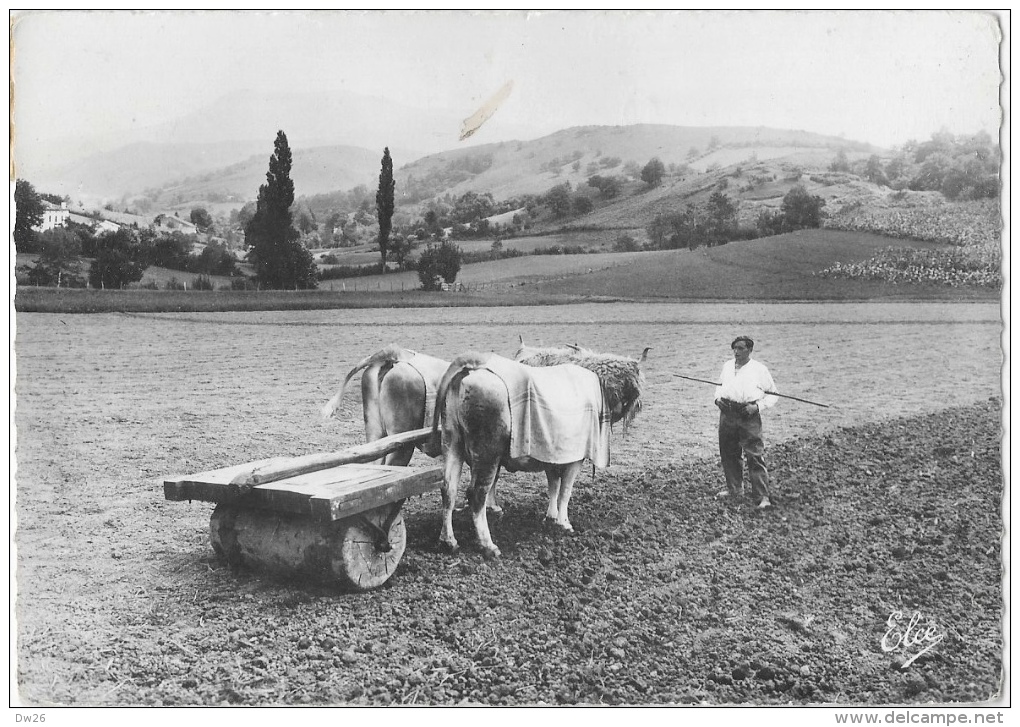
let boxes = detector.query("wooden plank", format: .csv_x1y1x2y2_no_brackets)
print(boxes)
229,427,435,487
309,467,444,521
249,466,401,516
164,458,285,501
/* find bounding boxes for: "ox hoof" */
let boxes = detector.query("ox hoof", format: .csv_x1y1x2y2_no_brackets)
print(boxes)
438,539,460,554
544,518,575,535
482,546,502,560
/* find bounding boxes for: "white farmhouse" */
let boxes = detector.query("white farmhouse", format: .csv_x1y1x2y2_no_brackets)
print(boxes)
36,201,70,232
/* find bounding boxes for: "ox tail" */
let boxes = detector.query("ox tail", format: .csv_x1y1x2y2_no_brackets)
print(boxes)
429,352,492,450
319,344,416,421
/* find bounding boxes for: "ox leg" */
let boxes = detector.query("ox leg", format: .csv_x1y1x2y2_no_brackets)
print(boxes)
439,453,463,552
550,462,583,533
469,462,503,559
487,471,503,516
545,468,563,523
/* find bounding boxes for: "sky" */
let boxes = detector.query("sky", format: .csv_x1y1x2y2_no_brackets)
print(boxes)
10,9,1005,154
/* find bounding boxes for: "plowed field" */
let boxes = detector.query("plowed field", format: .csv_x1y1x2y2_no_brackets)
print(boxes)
13,302,1004,705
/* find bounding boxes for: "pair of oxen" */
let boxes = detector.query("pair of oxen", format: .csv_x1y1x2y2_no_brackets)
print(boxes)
321,340,648,558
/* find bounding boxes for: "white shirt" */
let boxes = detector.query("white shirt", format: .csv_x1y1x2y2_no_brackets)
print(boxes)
714,358,778,411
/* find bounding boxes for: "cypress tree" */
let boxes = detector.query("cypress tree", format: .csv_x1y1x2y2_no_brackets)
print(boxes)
376,147,395,266
246,130,316,289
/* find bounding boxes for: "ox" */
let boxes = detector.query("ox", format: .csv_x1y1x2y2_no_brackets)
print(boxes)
320,345,450,465
431,347,647,558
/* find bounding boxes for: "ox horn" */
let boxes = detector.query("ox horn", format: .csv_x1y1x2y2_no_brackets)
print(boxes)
638,347,651,364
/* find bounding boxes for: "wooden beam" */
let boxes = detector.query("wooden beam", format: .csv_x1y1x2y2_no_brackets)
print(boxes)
228,427,435,487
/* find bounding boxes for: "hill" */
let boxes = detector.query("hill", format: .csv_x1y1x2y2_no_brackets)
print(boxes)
27,141,272,201
143,144,387,208
396,124,879,203
563,155,879,231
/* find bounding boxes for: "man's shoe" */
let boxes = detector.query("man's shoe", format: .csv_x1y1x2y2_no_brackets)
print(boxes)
716,489,741,499
758,497,772,509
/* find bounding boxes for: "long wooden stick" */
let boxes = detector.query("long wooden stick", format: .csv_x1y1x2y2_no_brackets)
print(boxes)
229,427,435,486
673,374,831,408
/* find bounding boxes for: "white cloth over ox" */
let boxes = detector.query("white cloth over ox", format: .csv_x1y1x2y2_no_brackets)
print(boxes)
482,355,612,468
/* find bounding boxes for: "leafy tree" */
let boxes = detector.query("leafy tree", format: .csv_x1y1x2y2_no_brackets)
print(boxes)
196,241,240,276
293,201,317,235
572,195,595,215
587,175,622,199
451,191,495,224
755,208,787,237
389,235,414,268
417,240,462,290
88,229,146,289
780,185,825,230
885,154,909,185
864,155,888,186
236,202,257,231
39,191,65,205
708,135,721,151
423,209,441,236
149,231,193,270
67,220,99,257
704,192,738,244
25,227,85,287
14,179,45,253
376,147,396,265
641,157,666,187
542,183,573,218
687,146,699,160
190,207,213,230
646,207,700,250
829,150,851,172
245,130,317,289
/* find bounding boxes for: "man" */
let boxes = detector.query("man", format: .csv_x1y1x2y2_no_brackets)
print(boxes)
713,336,778,508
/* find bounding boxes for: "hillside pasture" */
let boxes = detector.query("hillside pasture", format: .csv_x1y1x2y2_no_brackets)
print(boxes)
13,302,1002,705
327,228,995,300
520,229,997,301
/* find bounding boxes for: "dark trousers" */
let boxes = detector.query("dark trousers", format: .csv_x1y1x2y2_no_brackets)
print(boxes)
719,411,770,500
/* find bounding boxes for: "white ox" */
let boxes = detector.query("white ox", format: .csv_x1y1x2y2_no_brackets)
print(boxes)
431,347,647,558
320,345,450,466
